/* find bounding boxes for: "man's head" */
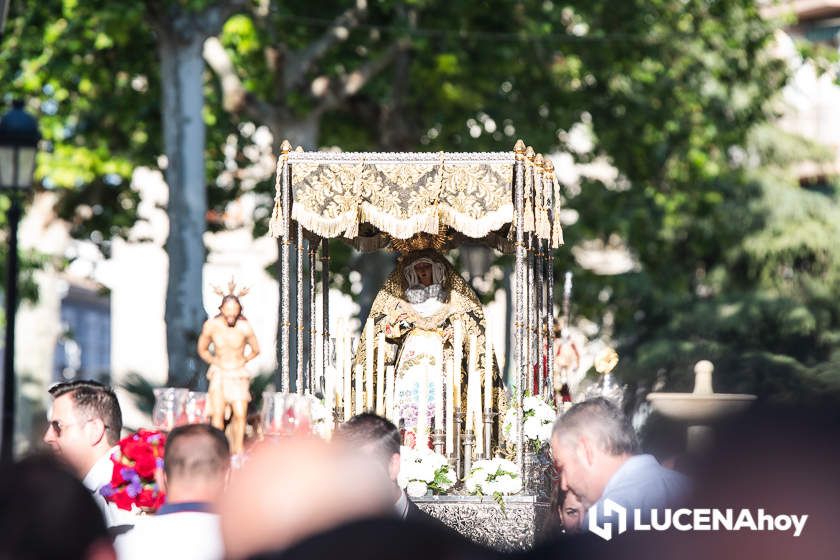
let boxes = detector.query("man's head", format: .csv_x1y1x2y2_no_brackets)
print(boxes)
335,414,401,495
0,454,115,560
219,295,243,327
162,424,230,505
44,380,123,478
550,397,639,510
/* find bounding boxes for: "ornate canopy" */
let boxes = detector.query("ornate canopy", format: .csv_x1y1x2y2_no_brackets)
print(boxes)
269,147,563,253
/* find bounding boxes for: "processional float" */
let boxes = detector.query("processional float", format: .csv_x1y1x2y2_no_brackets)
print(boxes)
268,139,564,548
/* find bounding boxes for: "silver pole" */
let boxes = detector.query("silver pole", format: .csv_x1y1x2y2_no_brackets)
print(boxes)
296,222,304,394
513,140,526,477
321,240,330,392
309,237,318,394
280,142,291,393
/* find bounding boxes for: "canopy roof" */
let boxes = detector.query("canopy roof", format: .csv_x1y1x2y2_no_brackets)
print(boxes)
270,145,563,253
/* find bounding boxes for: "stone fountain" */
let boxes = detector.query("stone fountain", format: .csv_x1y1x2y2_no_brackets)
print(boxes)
646,360,756,453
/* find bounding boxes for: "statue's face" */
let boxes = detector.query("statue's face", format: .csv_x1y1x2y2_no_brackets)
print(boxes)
414,261,434,287
220,299,242,326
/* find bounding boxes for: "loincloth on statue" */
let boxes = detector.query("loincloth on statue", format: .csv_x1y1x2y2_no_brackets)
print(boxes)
207,365,252,403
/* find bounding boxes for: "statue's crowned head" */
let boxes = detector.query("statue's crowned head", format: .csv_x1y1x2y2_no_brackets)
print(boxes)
213,278,249,327
398,250,451,306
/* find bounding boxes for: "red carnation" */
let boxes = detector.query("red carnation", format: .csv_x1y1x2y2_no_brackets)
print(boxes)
111,461,126,485
111,489,135,511
136,488,157,509
135,453,158,479
122,438,154,462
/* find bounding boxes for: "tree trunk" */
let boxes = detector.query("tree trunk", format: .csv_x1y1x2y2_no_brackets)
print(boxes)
159,32,208,387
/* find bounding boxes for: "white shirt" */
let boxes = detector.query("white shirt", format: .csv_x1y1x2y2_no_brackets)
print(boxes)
83,446,137,528
115,509,224,560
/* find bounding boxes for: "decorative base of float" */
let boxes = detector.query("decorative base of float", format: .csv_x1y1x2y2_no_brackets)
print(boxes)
413,494,549,551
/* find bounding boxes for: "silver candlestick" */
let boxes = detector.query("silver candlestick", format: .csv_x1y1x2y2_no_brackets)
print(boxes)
463,429,475,476
483,408,495,458
433,429,445,456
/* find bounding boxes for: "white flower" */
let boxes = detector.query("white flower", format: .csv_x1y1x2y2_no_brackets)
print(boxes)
399,448,454,494
406,480,429,498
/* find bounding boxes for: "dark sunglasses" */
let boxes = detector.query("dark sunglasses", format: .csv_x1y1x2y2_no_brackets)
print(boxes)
49,418,109,437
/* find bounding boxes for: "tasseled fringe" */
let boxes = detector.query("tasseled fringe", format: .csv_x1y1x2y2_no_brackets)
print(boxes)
523,164,535,233
268,155,287,238
551,176,565,248
438,203,514,239
291,205,359,240
360,202,439,240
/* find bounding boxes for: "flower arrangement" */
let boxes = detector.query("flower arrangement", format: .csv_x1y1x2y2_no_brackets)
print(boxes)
397,446,456,498
100,429,166,512
502,395,557,451
464,457,522,509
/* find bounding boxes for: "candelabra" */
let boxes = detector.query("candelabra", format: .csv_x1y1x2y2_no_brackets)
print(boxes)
463,429,475,476
433,428,445,456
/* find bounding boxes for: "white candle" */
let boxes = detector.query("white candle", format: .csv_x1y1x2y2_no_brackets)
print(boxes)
354,363,363,415
445,361,454,456
484,331,493,412
434,361,444,433
325,364,335,415
417,365,429,449
385,365,395,421
466,333,477,431
365,322,374,410
343,335,351,421
376,333,385,415
453,319,463,410
474,338,484,450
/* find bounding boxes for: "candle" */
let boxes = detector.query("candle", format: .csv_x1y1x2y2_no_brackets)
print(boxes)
325,364,335,415
385,365,395,421
484,331,493,412
453,319,463,410
354,363,363,415
474,338,484,450
466,333,477,432
445,361,454,456
376,332,385,415
365,322,374,410
434,360,444,433
417,365,429,449
343,335,351,421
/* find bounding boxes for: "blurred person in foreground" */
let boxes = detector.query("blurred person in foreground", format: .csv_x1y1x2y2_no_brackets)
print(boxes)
115,424,230,560
0,454,116,560
335,413,439,524
550,397,689,525
221,435,497,560
43,380,134,527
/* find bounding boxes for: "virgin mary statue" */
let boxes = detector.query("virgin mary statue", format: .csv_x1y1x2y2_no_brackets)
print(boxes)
354,238,506,451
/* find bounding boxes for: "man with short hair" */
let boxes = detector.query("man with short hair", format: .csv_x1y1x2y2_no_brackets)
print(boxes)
336,413,436,524
44,379,130,527
116,424,230,560
550,397,689,526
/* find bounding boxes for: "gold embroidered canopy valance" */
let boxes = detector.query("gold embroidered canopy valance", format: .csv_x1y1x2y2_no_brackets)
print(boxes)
268,147,563,253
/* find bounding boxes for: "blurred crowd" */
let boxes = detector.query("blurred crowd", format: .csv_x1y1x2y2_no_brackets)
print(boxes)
1,379,838,560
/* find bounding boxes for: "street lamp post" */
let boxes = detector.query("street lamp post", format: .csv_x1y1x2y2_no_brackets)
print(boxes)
0,100,40,463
